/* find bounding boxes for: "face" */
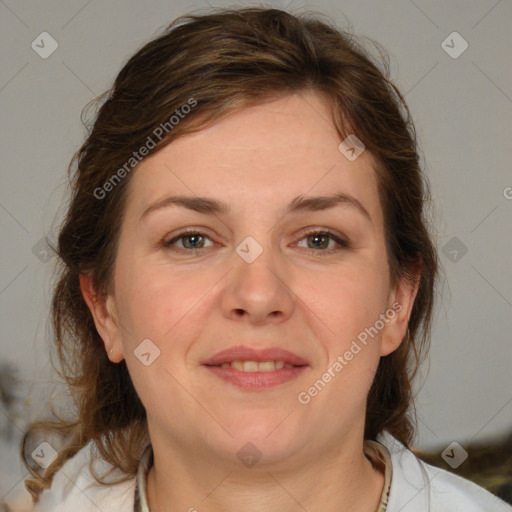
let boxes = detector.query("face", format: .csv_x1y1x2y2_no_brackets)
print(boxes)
82,90,416,467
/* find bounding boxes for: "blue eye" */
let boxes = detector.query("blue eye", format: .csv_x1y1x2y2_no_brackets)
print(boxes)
162,228,348,255
162,229,214,251
296,230,349,255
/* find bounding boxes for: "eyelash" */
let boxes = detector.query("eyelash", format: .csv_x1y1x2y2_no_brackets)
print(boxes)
161,228,349,256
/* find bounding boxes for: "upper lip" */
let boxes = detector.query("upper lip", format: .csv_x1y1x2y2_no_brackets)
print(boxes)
202,345,309,366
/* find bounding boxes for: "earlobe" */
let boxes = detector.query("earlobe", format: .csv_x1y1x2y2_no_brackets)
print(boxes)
79,273,124,362
380,259,422,357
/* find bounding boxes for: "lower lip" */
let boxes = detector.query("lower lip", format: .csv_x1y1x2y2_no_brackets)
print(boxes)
203,365,308,390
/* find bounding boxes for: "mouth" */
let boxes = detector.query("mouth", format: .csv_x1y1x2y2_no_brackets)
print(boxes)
202,345,309,366
202,345,309,390
207,360,299,371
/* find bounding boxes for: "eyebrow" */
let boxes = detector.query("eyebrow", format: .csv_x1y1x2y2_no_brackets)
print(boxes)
139,192,372,223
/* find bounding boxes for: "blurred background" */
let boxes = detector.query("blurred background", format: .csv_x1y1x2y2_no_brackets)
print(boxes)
1,0,511,508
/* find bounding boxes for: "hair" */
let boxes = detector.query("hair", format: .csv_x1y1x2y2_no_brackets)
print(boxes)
22,5,439,501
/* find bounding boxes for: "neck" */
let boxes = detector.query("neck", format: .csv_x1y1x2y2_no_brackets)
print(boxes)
145,433,384,512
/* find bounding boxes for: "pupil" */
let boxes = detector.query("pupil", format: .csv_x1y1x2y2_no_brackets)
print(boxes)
310,234,327,249
185,234,202,248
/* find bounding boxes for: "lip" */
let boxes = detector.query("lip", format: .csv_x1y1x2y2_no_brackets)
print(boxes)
201,345,309,366
201,345,309,391
204,365,308,390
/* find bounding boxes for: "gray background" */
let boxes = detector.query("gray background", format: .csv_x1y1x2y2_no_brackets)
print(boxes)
1,0,511,506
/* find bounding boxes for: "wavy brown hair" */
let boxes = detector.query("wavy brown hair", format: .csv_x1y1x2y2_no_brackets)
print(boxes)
21,6,439,501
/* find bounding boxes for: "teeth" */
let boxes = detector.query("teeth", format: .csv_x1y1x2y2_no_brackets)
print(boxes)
218,360,294,372
243,361,259,372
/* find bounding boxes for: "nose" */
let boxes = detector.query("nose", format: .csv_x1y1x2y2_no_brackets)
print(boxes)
220,241,295,326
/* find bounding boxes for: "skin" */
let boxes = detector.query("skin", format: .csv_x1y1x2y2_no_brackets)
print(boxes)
81,90,420,512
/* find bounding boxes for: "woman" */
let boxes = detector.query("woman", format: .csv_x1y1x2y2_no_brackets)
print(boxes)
20,7,511,512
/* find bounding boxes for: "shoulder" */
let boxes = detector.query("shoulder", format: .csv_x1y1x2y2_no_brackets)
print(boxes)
377,431,512,512
32,440,136,512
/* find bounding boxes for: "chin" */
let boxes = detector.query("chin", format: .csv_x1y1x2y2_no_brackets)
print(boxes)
225,419,300,452
212,434,301,469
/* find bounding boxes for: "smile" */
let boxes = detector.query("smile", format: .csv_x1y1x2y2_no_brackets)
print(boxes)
215,360,295,371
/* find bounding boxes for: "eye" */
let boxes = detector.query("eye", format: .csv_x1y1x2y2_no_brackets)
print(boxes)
161,228,349,256
162,228,215,252
295,229,349,255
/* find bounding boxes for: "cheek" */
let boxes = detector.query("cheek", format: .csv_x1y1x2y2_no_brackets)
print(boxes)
312,262,389,336
114,262,208,412
115,256,207,342
302,269,385,415
301,257,388,391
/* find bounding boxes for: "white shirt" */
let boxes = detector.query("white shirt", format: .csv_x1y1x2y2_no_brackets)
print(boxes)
31,431,511,512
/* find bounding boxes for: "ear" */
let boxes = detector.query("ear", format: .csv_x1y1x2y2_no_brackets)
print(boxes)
79,272,124,362
380,258,422,357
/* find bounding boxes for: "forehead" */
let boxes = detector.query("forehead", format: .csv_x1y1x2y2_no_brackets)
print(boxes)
124,91,383,224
